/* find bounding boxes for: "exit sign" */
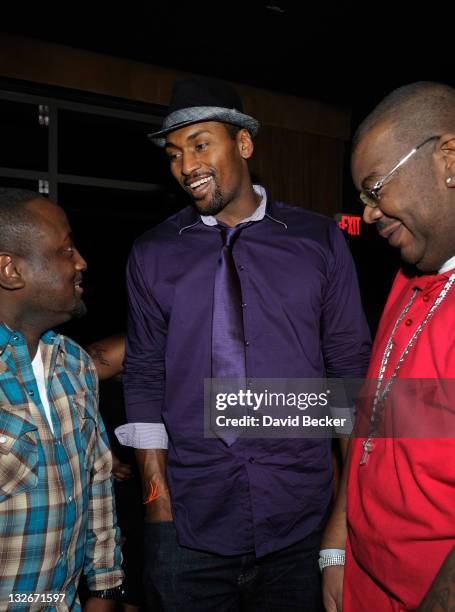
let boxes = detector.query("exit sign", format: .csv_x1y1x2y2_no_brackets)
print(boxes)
335,214,362,237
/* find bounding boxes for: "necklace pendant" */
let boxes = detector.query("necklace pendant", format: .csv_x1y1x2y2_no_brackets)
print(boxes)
359,438,374,466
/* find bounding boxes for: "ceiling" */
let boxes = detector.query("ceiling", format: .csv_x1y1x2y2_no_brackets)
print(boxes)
4,0,453,126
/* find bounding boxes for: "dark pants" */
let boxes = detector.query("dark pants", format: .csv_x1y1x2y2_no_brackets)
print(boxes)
143,521,323,612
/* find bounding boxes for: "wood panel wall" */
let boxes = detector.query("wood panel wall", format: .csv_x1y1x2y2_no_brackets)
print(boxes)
250,126,345,216
0,33,350,216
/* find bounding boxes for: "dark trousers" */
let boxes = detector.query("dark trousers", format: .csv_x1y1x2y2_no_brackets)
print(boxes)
143,521,323,612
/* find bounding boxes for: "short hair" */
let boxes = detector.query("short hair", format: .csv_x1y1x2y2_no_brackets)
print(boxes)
353,81,455,150
0,188,43,256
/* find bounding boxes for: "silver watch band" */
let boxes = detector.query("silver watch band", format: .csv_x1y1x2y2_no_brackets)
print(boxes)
318,552,345,572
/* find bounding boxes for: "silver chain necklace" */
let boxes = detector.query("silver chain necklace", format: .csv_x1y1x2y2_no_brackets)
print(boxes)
360,272,455,465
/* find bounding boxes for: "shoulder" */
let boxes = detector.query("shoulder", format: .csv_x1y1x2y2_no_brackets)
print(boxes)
271,199,337,229
59,335,98,393
133,206,195,252
270,200,344,249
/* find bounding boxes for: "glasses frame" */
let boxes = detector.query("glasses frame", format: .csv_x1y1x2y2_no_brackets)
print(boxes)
359,135,440,208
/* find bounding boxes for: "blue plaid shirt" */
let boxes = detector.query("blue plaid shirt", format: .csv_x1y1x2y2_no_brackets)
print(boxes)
0,324,123,611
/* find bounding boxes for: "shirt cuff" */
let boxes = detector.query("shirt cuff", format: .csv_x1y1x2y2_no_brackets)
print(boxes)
86,568,124,592
115,423,169,449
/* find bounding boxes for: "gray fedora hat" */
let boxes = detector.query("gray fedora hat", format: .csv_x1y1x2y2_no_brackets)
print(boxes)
148,77,260,147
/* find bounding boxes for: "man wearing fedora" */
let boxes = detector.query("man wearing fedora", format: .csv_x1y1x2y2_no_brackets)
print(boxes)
116,77,371,610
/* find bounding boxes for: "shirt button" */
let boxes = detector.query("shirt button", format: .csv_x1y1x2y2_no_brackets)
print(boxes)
242,303,247,308
245,341,250,347
422,295,430,302
68,496,73,503
28,389,34,397
12,335,18,342
405,319,412,326
248,457,256,464
239,265,245,271
0,435,6,444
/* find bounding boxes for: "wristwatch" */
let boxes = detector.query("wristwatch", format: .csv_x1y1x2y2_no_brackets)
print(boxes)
88,584,126,601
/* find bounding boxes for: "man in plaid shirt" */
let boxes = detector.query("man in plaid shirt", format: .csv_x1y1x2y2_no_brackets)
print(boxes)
0,189,123,611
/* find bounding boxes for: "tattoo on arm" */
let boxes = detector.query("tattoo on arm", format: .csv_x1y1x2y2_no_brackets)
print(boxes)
89,345,110,367
143,478,164,504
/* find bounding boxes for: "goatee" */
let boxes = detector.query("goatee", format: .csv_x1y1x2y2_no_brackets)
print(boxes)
192,185,227,217
72,300,87,319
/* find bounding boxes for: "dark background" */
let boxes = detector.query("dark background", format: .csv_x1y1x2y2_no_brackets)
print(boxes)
5,0,452,118
2,0,451,341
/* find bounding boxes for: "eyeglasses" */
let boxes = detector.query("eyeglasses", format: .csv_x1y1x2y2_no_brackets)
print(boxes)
359,135,440,208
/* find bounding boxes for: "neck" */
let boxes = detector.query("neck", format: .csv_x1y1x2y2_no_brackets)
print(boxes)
19,326,41,359
215,183,261,227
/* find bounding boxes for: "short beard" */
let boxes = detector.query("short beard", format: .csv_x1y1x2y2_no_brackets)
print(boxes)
191,184,227,217
72,299,88,319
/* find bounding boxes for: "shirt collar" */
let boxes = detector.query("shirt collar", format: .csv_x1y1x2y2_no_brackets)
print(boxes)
179,184,287,233
201,185,267,226
0,322,61,358
439,254,455,274
412,254,455,290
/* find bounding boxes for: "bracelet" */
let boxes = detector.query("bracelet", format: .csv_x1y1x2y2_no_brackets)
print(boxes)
318,549,345,572
88,584,126,602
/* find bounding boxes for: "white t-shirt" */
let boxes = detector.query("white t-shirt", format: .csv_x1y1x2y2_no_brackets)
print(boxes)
31,349,54,434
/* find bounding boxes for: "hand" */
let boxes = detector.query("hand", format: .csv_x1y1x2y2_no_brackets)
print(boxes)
83,597,116,612
322,565,344,612
416,547,455,611
112,454,133,481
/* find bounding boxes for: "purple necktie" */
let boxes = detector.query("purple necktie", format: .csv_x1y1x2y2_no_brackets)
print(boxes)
211,224,248,445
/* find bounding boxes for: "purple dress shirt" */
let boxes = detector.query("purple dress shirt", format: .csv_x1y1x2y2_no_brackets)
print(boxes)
123,195,371,557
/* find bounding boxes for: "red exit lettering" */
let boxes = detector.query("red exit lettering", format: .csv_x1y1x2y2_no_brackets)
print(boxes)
335,214,361,237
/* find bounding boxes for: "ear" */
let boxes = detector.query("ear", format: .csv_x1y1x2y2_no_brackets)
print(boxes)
437,133,455,188
0,253,26,290
236,129,254,160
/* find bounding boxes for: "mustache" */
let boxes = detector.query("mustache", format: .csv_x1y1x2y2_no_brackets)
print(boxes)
376,218,395,232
